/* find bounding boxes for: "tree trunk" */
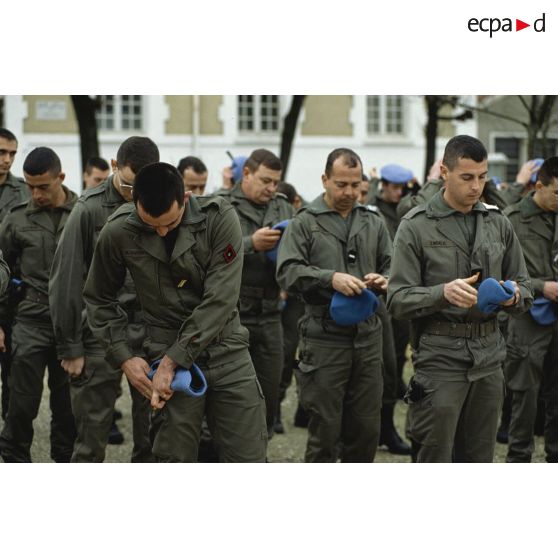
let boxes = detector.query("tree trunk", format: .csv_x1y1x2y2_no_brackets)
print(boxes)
424,96,440,183
279,95,305,179
71,95,100,174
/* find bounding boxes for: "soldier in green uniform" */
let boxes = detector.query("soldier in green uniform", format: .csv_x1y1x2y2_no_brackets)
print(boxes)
276,148,391,462
219,149,293,437
0,147,77,462
503,156,558,462
366,164,414,455
0,128,31,420
387,135,532,463
49,137,159,462
83,163,267,462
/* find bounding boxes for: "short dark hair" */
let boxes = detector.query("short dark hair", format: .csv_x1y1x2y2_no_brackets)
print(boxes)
442,135,487,170
537,156,558,186
0,128,17,143
244,149,282,174
116,136,160,174
177,156,207,176
85,156,109,173
23,147,61,176
277,182,298,204
324,148,362,178
133,162,185,217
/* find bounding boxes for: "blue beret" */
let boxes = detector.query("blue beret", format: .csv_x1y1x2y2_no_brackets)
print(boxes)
491,176,502,187
530,158,544,184
380,164,413,185
529,297,558,326
329,289,379,326
148,360,207,397
231,156,248,184
266,219,290,263
477,278,515,314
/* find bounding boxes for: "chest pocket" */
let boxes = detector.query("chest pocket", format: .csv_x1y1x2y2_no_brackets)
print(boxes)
309,226,344,270
18,226,46,271
421,243,459,284
481,241,505,280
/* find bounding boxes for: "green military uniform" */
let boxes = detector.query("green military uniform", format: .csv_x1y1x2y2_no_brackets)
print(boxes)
397,178,508,219
83,196,267,462
0,250,9,295
386,189,532,462
503,193,558,462
276,195,392,462
0,186,78,462
49,176,152,463
0,172,30,419
219,184,294,434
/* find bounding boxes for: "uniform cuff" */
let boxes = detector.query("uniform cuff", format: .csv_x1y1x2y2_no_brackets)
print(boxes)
105,343,134,369
56,342,85,360
318,269,336,289
165,342,194,371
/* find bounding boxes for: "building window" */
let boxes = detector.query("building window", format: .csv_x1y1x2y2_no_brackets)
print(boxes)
96,95,143,132
366,95,404,136
238,95,280,133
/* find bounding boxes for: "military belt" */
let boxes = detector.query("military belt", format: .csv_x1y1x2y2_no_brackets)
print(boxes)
422,319,498,339
240,284,279,300
24,286,49,306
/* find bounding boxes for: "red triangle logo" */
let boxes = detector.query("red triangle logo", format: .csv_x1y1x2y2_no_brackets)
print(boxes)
516,19,530,31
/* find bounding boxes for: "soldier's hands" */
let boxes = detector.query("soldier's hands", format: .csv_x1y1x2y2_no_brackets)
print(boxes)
543,281,558,302
364,273,388,292
332,272,367,296
500,280,520,307
251,227,282,252
151,355,176,410
443,273,479,308
61,356,85,378
121,357,153,400
516,160,540,186
0,326,5,353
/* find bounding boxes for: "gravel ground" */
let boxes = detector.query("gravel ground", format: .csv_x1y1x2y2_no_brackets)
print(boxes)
0,363,547,463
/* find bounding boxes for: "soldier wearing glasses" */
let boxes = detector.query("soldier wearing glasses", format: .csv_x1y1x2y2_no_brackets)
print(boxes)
49,136,158,462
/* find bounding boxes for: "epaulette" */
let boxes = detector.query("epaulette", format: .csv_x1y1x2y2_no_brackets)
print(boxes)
9,200,28,213
364,204,378,213
503,203,520,217
275,191,289,201
482,202,501,212
80,185,106,201
197,195,230,213
107,201,134,222
402,205,427,220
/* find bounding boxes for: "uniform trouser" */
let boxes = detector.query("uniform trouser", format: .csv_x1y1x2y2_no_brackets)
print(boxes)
278,297,305,405
296,338,383,463
504,314,558,463
0,323,76,463
150,351,267,462
407,369,504,463
244,316,284,432
0,324,13,420
70,354,153,463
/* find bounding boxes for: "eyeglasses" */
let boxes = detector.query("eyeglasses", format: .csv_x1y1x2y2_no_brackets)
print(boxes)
116,169,133,191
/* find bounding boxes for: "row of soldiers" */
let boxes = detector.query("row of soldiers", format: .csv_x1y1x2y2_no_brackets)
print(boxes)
0,126,556,462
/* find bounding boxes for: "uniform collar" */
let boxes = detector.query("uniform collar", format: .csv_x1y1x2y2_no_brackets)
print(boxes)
24,185,77,215
1,172,23,189
519,191,548,218
426,188,487,218
306,193,359,216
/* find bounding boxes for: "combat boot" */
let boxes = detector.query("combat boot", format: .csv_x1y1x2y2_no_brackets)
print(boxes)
379,402,411,455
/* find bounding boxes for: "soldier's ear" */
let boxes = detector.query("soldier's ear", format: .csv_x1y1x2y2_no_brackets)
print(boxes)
183,191,192,205
58,172,66,184
440,164,449,181
110,159,118,173
321,173,327,188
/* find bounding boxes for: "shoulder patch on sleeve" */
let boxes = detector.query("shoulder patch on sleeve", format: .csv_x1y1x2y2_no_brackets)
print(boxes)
222,243,237,263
